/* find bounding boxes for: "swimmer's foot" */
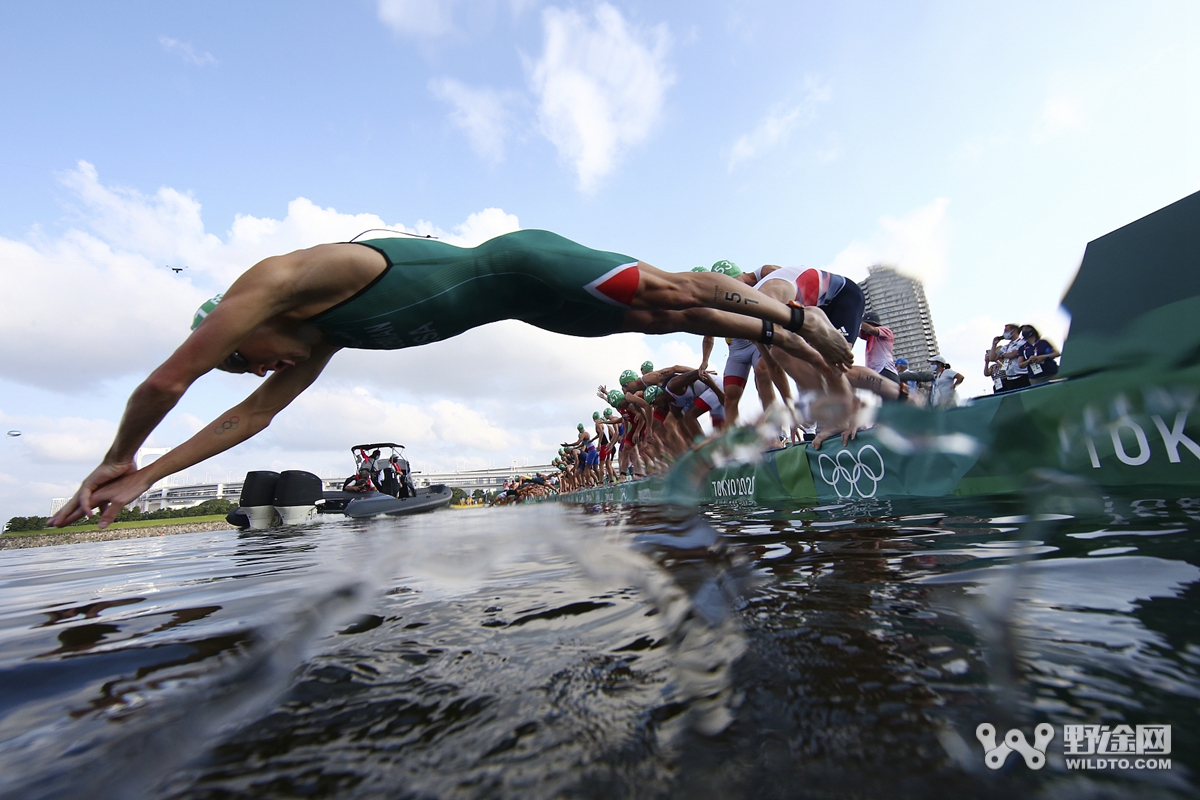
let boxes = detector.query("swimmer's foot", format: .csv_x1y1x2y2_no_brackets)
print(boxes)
785,304,853,369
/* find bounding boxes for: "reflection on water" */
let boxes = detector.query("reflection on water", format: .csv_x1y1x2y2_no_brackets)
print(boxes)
0,494,1197,799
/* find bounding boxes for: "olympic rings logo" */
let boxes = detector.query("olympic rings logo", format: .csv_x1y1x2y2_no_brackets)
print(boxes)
816,444,885,499
213,415,240,436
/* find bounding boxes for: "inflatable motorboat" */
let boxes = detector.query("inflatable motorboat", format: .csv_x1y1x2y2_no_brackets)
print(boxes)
226,443,453,529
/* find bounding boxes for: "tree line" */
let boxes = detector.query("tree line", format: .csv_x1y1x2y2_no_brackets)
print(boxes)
5,498,238,533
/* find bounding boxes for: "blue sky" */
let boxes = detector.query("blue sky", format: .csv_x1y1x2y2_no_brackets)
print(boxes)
2,1,1199,519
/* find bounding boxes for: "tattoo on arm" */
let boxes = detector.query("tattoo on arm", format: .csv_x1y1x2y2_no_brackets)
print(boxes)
722,291,760,306
213,415,240,435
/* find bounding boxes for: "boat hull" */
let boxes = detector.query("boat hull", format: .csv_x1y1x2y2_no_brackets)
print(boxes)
342,485,454,518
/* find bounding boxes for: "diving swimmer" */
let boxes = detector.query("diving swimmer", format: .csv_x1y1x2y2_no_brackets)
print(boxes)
50,229,853,528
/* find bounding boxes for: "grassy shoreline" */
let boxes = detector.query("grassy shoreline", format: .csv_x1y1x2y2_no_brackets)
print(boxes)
3,514,230,537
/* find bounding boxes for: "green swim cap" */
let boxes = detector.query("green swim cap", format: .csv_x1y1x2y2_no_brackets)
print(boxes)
603,408,613,418
607,389,625,408
690,266,709,273
640,361,653,374
577,423,585,431
592,411,600,420
191,293,224,330
710,259,742,277
644,385,662,404
619,369,638,386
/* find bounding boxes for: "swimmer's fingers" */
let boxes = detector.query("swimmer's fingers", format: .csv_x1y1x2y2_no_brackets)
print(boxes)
49,460,136,527
48,494,87,528
811,428,841,450
88,471,155,529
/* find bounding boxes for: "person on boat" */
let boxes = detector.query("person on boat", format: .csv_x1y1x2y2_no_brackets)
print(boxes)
381,453,414,497
1016,325,1060,385
50,229,855,529
928,355,964,407
342,466,375,493
367,448,384,478
860,311,898,383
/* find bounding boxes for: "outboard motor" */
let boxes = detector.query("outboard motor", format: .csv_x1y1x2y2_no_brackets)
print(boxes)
274,470,324,525
238,471,281,529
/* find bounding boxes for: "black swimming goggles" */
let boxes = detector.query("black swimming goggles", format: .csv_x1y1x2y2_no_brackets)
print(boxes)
217,350,250,373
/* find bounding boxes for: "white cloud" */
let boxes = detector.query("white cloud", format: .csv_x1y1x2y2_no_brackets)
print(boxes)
377,0,459,37
0,409,116,465
0,162,519,392
446,207,520,245
322,317,651,406
527,4,674,191
728,78,832,171
429,78,515,162
158,36,216,66
824,198,951,286
266,386,511,453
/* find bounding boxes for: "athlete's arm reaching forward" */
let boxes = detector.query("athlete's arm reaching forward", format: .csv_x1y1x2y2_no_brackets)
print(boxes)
49,244,380,528
52,342,340,527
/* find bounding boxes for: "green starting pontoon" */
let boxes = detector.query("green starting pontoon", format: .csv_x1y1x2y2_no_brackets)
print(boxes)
563,189,1200,507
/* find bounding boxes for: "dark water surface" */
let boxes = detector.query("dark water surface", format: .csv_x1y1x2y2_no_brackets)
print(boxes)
1,492,1197,799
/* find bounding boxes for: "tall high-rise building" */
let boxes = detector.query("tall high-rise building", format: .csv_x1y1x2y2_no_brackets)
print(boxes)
860,265,941,367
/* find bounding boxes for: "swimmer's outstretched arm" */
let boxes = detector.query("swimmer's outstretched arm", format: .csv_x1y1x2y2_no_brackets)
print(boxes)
699,337,713,372
51,342,339,529
48,256,313,528
629,264,853,369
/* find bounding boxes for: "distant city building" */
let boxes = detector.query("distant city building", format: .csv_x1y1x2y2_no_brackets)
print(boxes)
860,264,941,368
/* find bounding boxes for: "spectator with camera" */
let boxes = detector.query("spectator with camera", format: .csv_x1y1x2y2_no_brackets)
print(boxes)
1016,325,1060,385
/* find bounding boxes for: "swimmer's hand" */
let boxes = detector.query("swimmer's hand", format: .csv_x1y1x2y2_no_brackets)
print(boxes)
81,469,159,529
808,390,862,451
811,425,861,450
48,459,138,528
